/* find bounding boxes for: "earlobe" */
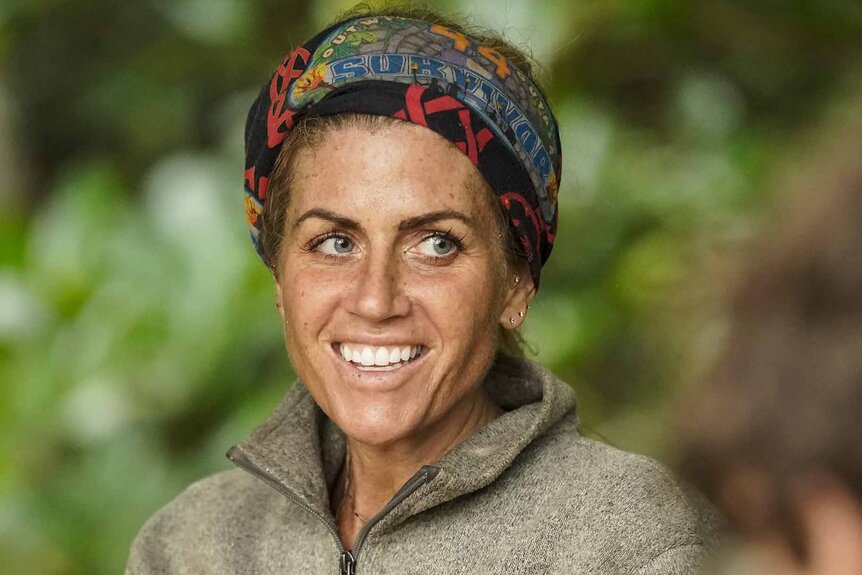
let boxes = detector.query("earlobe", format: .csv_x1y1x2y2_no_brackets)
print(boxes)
275,282,286,324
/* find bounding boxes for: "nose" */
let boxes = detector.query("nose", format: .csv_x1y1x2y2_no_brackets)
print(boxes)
347,249,410,322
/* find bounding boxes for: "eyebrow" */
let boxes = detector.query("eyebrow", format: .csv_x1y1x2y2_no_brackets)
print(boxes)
398,209,473,231
293,208,360,231
293,208,473,232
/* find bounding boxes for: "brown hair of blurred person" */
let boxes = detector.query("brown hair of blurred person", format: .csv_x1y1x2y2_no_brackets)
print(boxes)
675,118,862,574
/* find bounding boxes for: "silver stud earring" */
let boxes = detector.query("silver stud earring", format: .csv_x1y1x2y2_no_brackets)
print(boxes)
513,276,520,285
509,317,515,325
518,310,525,317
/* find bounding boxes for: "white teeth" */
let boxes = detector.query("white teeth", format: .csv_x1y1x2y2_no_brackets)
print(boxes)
374,347,389,366
361,347,375,366
338,343,424,367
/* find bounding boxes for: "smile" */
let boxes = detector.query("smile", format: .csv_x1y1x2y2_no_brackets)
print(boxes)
333,343,427,371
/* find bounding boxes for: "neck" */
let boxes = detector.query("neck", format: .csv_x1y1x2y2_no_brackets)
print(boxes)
345,386,503,521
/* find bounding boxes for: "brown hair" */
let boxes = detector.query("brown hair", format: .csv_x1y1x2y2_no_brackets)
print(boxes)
260,2,540,355
674,121,862,558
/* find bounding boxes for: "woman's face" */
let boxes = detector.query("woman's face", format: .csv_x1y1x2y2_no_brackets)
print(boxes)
274,120,531,447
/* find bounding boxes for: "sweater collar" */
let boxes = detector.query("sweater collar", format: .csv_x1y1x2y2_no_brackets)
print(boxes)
227,353,578,527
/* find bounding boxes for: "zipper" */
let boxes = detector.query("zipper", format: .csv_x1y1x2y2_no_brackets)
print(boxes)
227,446,347,572
227,445,439,574
349,464,439,557
340,550,355,575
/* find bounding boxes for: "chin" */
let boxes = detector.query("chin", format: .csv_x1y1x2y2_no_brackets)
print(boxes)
330,395,425,447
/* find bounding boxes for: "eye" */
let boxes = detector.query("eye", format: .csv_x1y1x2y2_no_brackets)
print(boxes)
316,235,355,255
416,233,460,258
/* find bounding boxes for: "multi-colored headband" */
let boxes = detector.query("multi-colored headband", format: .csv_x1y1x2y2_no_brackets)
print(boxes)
244,15,562,286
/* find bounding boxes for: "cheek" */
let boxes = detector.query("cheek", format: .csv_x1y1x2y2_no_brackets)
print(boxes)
417,263,502,346
279,265,343,346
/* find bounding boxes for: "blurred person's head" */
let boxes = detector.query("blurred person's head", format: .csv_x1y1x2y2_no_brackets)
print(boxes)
675,121,862,574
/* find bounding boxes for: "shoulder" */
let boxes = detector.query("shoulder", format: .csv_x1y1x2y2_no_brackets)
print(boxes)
125,469,281,574
137,468,275,531
513,416,723,571
529,413,716,522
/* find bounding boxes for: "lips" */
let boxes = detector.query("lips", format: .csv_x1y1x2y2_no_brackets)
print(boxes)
333,343,427,371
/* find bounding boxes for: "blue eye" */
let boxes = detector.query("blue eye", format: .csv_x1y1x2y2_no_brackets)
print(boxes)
417,234,458,257
317,236,354,255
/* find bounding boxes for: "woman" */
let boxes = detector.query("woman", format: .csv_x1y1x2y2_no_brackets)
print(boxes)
126,6,719,574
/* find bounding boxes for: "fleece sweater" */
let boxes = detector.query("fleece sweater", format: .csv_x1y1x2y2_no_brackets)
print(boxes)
125,354,721,574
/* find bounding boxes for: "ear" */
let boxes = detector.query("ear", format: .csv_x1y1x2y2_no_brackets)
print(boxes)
275,279,287,324
498,268,536,330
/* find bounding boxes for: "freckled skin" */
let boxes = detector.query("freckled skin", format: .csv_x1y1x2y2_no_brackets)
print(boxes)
273,122,533,449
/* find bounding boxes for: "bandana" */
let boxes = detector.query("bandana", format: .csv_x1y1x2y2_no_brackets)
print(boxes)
244,15,562,286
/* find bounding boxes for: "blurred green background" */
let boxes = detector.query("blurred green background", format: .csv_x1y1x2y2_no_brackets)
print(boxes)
1,0,860,572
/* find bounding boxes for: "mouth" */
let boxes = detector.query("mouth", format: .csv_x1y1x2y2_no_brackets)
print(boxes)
330,342,428,372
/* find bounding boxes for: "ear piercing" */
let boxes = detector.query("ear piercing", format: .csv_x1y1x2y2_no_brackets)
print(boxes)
509,308,528,325
506,276,534,327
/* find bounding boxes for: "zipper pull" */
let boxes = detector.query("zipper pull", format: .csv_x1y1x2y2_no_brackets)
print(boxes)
340,550,356,575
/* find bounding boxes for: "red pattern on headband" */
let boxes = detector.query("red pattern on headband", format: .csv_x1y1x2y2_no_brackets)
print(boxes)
243,16,562,287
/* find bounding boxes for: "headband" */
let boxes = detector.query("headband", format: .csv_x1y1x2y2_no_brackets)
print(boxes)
244,15,562,286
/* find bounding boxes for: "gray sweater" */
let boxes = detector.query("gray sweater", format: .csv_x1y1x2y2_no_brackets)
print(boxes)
126,354,721,574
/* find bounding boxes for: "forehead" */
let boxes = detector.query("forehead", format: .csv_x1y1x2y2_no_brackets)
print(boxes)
288,121,493,221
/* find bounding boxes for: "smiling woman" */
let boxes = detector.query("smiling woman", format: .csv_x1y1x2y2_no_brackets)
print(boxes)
274,121,516,538
125,4,721,574
274,118,515,454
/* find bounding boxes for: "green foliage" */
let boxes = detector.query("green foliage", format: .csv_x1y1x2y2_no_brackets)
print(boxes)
1,0,860,573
